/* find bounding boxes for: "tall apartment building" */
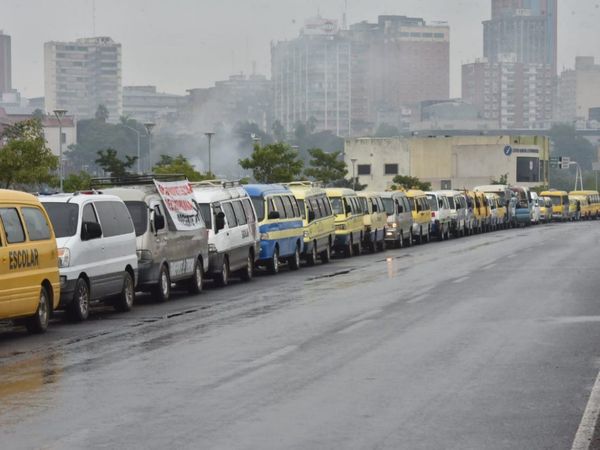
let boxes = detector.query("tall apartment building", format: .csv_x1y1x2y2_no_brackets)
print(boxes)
44,37,122,120
558,57,600,124
463,57,554,129
0,31,11,94
123,86,186,123
272,17,352,136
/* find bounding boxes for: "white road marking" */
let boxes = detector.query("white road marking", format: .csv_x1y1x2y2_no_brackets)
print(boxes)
571,369,600,450
453,276,470,284
407,294,428,304
337,319,374,335
349,309,383,323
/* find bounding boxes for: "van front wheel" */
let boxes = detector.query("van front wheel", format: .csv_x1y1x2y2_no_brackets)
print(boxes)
26,286,51,334
306,242,318,266
268,248,280,274
153,265,171,302
67,278,90,322
320,244,331,263
215,258,230,286
114,271,135,312
239,252,254,282
289,245,301,271
188,259,204,294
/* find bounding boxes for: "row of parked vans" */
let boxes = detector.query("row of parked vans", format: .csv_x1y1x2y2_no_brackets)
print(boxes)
0,178,594,334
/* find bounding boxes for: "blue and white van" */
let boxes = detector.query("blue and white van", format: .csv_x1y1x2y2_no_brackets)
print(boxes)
243,184,304,274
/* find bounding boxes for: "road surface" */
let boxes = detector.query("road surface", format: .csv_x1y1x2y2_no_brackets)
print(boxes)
1,221,600,449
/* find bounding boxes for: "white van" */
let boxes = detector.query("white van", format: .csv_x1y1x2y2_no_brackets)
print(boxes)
101,178,209,302
191,180,260,286
40,192,138,321
379,191,414,248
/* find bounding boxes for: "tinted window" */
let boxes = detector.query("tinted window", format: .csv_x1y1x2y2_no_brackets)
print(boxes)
272,196,286,218
22,207,51,241
551,197,561,206
0,208,26,244
198,203,212,229
125,201,148,237
309,198,321,219
232,200,247,226
94,201,134,237
330,197,343,215
382,198,394,215
323,197,333,216
43,203,79,238
447,197,456,209
408,197,416,211
427,195,438,211
242,199,256,223
281,196,294,219
297,199,306,219
251,197,265,222
222,202,237,227
291,196,301,218
316,197,328,218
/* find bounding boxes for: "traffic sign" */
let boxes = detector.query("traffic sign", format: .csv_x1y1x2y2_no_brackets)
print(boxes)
560,156,570,165
549,156,560,163
503,145,513,156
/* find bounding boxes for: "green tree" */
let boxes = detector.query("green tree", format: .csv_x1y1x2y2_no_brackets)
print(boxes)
95,148,137,177
95,104,109,122
331,178,368,191
153,154,213,181
304,148,348,185
0,119,58,189
392,175,431,191
239,143,304,183
63,171,92,192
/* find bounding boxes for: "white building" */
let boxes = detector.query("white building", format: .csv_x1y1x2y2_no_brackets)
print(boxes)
558,57,600,124
44,37,122,121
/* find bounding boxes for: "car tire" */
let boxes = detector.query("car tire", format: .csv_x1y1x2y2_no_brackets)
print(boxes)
67,278,90,322
187,259,204,294
239,252,254,282
25,286,51,334
345,237,354,258
306,242,318,266
289,245,301,271
215,257,230,286
407,231,413,247
114,271,135,312
418,228,424,245
152,265,171,302
320,244,331,263
267,247,280,274
398,231,404,248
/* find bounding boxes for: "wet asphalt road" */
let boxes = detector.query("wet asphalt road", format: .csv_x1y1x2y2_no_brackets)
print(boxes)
1,221,600,450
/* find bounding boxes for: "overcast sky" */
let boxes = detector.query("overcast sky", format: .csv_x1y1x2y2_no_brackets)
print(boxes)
3,0,600,99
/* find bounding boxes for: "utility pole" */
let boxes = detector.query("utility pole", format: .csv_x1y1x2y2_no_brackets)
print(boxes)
53,109,67,191
351,158,357,190
204,132,215,175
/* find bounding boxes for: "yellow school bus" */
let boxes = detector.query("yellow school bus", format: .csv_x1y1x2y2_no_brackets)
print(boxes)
540,190,569,221
357,192,388,252
0,190,60,333
570,190,600,219
406,190,432,244
325,188,365,257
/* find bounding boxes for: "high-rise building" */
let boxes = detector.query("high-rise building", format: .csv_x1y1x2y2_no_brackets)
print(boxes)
558,57,600,124
123,86,186,123
44,37,122,120
0,31,11,94
272,17,352,136
484,0,557,73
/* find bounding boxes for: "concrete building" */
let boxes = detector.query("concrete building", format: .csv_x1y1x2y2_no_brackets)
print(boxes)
0,31,11,94
344,134,549,191
558,57,600,124
272,17,352,136
44,37,122,120
413,99,497,131
123,86,185,123
462,57,554,129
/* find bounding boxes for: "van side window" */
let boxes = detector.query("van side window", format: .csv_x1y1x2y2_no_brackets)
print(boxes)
222,202,237,227
316,197,328,218
291,196,301,218
242,199,256,223
94,201,134,237
22,207,51,241
273,196,286,218
281,195,294,218
232,201,247,226
323,197,333,216
310,198,321,219
0,208,26,244
266,198,276,218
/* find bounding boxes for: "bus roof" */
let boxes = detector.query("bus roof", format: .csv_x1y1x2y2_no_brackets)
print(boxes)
243,184,291,197
0,189,40,204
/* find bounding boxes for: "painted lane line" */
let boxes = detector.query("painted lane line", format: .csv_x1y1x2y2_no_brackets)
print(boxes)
349,309,383,323
572,369,600,450
453,276,470,284
337,319,374,335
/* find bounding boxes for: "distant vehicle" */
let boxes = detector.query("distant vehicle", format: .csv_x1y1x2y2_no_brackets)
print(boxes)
426,192,452,240
41,192,138,321
244,184,304,273
406,190,431,244
438,190,468,237
540,190,569,221
192,180,260,286
0,189,60,333
538,196,552,224
530,192,541,224
474,185,514,226
357,192,387,252
379,191,414,248
510,186,533,227
101,177,209,302
569,190,600,220
325,188,365,257
287,182,335,265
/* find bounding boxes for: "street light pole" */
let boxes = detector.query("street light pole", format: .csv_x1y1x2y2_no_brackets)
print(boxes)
204,132,215,175
144,122,155,173
53,109,67,192
122,124,144,174
351,158,357,190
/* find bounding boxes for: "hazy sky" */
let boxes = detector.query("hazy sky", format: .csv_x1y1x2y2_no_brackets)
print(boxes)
3,0,600,99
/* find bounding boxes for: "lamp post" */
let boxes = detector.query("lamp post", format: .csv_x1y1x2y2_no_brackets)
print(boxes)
53,109,67,191
144,122,155,172
350,158,357,190
204,132,215,175
122,125,145,174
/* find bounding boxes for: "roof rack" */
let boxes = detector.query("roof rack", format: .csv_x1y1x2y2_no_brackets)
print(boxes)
190,179,242,189
284,181,323,188
90,174,187,188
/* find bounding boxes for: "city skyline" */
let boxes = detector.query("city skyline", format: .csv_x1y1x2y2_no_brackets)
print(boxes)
2,0,600,100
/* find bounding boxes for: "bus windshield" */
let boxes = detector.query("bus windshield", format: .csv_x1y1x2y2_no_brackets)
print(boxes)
382,198,394,216
330,197,344,215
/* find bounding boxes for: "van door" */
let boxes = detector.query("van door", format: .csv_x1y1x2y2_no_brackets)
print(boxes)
231,200,250,270
80,202,109,299
0,215,12,317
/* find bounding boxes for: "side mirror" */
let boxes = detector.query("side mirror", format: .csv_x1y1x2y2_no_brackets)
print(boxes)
268,211,280,220
308,210,316,222
81,221,102,241
215,212,226,232
154,214,165,231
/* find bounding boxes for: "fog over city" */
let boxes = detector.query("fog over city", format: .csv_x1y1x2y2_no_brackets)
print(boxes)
4,0,600,97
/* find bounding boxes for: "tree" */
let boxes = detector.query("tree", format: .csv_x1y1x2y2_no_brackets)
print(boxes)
239,143,304,183
32,109,45,121
491,173,509,185
95,148,137,177
304,148,348,185
63,171,92,192
153,154,213,181
392,175,431,191
331,178,368,191
95,104,109,122
0,119,58,189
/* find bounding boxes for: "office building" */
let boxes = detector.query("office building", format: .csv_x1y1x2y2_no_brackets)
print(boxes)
123,86,186,123
558,57,600,124
0,31,11,94
44,37,122,120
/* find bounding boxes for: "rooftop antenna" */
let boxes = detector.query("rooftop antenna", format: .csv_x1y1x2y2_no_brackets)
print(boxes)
92,0,96,36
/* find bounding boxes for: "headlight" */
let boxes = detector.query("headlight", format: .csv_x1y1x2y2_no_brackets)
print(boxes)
136,250,153,261
208,244,217,253
391,223,398,228
303,230,309,238
57,247,70,268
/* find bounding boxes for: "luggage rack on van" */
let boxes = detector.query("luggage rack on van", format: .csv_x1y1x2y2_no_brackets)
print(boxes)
190,179,242,189
90,174,187,188
284,181,324,188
